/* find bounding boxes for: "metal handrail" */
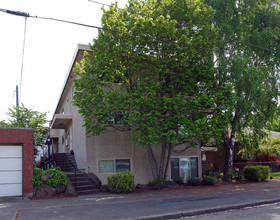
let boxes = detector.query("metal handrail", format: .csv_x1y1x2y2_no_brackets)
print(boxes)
65,153,78,190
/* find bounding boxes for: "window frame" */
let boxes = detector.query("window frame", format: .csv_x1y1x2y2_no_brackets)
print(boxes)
170,156,199,181
98,158,131,174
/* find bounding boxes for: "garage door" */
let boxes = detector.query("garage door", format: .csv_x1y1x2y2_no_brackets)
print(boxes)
0,145,22,197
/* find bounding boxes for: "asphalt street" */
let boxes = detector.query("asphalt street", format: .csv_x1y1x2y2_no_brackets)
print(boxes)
1,179,280,220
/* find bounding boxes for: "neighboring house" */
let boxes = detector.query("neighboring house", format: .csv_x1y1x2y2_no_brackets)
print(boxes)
201,131,280,174
0,128,34,197
50,44,202,184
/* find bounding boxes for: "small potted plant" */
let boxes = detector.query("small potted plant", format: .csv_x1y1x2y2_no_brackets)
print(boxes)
70,149,74,155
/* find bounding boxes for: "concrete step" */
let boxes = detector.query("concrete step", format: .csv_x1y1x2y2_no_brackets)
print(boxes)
77,189,100,195
76,185,95,191
71,180,93,186
67,173,98,195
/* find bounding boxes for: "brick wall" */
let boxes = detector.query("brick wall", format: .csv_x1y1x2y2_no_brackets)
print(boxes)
0,128,34,196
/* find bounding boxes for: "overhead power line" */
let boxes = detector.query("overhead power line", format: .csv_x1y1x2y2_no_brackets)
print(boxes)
0,8,29,17
0,8,222,54
0,8,278,65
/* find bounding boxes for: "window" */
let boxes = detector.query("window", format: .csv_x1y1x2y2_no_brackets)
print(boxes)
99,160,114,173
171,157,198,181
98,159,131,173
116,159,130,172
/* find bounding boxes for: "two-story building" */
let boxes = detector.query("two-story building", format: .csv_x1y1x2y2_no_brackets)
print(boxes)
50,44,202,184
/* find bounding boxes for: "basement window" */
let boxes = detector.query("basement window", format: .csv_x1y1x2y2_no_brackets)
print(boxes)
98,159,131,173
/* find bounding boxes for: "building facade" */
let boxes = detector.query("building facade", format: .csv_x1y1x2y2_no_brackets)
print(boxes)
51,44,202,184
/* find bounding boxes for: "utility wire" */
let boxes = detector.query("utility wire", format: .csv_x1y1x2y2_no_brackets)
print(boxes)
0,8,278,65
29,14,280,65
28,15,222,54
0,7,221,53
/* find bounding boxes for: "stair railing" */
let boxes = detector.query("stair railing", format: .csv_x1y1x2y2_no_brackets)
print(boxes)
65,153,78,190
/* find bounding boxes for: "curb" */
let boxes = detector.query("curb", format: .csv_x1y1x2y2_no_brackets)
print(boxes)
136,199,280,220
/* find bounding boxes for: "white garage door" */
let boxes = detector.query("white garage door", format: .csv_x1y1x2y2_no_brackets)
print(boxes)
0,145,22,197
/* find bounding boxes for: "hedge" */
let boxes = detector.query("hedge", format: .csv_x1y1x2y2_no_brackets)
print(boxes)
107,171,136,193
243,166,270,182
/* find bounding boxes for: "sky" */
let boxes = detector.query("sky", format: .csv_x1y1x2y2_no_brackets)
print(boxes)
0,0,128,122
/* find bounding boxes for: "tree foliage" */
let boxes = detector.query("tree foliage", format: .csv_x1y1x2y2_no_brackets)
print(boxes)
73,0,233,179
266,108,280,132
205,0,280,173
259,137,280,155
0,104,48,146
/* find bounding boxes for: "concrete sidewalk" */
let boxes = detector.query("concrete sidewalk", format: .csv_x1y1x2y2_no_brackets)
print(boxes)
1,179,280,220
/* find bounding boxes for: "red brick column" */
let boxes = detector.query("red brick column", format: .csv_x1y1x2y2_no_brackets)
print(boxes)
0,128,34,196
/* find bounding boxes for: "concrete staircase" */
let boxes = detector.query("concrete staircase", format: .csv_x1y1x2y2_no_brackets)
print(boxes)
67,173,98,195
53,153,78,172
53,153,97,195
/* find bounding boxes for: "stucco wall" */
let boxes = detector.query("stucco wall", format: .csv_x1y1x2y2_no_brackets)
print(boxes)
52,47,88,170
56,81,87,170
86,130,201,184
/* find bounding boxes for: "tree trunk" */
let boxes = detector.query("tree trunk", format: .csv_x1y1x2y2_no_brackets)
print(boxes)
223,129,235,174
147,144,173,180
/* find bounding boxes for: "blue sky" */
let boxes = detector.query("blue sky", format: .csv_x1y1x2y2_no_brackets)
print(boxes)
0,0,127,121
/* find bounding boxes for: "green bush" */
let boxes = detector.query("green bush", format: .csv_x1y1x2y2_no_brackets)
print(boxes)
107,171,136,193
243,166,270,182
32,167,44,188
32,167,67,188
44,168,67,187
33,159,37,168
203,176,217,185
50,166,62,171
224,168,239,182
187,177,201,186
148,178,166,186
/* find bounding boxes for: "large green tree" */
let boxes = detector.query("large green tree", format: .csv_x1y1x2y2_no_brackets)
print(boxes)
0,104,48,146
73,0,233,179
205,0,280,174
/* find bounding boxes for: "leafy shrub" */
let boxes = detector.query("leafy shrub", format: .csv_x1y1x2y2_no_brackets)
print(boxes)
224,168,239,182
32,167,44,188
203,176,217,185
203,168,222,180
203,168,217,177
33,159,37,168
32,166,67,188
44,167,67,187
148,178,166,186
187,177,201,186
243,166,270,182
173,176,184,185
107,171,136,193
50,166,62,171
